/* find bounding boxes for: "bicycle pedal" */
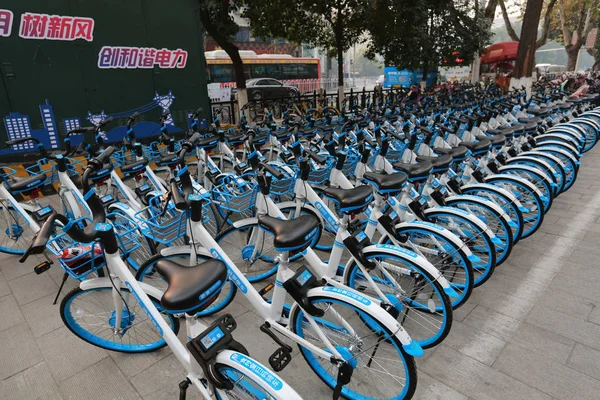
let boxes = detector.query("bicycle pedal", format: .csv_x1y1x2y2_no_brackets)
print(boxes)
34,260,52,275
268,347,292,372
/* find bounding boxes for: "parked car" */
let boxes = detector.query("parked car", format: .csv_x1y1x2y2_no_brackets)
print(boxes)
246,78,300,100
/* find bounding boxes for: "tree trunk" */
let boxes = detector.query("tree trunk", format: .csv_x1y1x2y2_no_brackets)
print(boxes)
566,47,579,71
335,6,344,104
198,8,248,116
421,57,429,90
513,0,543,79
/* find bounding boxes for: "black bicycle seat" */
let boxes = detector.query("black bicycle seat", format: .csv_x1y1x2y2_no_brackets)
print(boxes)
89,163,114,180
392,161,433,182
9,173,47,194
257,214,320,252
363,172,408,194
416,154,453,173
322,185,374,214
156,259,228,313
120,159,148,174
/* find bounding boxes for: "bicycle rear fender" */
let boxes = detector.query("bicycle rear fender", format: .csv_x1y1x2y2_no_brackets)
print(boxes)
303,284,424,357
351,243,457,299
423,206,499,244
445,194,512,224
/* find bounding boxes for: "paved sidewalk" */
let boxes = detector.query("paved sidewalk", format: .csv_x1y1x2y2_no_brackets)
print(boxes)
3,148,600,399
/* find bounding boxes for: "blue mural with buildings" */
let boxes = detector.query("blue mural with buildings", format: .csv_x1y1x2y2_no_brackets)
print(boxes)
1,91,185,155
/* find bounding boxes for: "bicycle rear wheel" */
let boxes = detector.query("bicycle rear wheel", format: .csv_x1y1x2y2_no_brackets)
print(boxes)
60,286,179,353
0,199,36,255
291,296,417,400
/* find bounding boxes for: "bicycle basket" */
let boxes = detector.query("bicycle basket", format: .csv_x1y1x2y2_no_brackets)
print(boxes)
134,202,188,245
268,163,298,196
342,149,361,177
47,215,141,279
307,155,335,185
111,149,136,168
212,175,258,213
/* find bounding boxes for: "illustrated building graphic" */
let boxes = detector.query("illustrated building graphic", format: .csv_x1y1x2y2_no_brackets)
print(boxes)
3,113,35,151
40,102,60,149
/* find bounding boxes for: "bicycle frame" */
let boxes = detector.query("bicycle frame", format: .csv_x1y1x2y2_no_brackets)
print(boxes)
81,249,299,399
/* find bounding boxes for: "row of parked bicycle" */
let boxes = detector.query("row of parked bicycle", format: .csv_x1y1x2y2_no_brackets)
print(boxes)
2,82,599,399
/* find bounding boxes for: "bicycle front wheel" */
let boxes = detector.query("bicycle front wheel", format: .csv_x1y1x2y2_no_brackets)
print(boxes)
291,296,417,400
60,286,179,353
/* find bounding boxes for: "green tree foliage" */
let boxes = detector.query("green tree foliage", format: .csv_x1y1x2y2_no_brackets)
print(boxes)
243,0,370,87
198,0,247,89
366,0,491,83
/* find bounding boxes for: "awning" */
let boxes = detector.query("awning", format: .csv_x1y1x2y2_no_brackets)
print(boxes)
481,42,519,64
490,61,514,70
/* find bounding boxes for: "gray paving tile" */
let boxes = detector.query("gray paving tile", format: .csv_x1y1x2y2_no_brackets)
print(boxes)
548,272,600,303
413,372,467,400
535,287,596,319
0,323,43,380
37,326,108,382
467,286,536,321
494,343,600,400
59,357,140,400
439,320,506,366
463,305,522,342
451,300,476,322
110,347,171,378
8,270,57,306
421,345,551,400
129,354,196,400
0,361,63,400
20,293,65,338
511,322,575,364
0,294,25,333
526,305,600,351
567,343,600,381
0,257,34,281
0,272,11,297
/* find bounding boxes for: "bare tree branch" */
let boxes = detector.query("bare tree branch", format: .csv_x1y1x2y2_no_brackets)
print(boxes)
499,0,520,41
558,0,572,49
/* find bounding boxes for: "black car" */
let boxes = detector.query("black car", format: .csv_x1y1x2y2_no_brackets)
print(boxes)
246,78,300,100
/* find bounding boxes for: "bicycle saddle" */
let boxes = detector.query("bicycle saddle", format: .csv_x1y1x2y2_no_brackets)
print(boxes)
433,146,468,161
323,185,374,214
486,134,507,148
9,173,47,194
518,117,543,124
488,127,514,139
416,154,453,173
258,214,320,252
391,161,433,182
120,159,148,174
89,163,114,180
460,139,491,155
156,259,228,313
363,172,407,195
159,153,179,166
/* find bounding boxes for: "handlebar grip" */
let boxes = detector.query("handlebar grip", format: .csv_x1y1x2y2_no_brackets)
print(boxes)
305,149,327,165
6,137,39,146
259,162,285,180
171,181,187,210
95,146,115,165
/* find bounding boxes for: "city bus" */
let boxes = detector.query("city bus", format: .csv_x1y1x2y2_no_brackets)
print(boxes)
205,50,321,92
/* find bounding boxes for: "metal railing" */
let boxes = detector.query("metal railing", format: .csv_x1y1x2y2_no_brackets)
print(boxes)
209,86,405,125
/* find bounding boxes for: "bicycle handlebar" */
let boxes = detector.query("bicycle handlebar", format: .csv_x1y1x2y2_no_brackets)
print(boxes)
20,146,117,263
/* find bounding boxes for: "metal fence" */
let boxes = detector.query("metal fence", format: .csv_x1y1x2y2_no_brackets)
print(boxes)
209,86,405,125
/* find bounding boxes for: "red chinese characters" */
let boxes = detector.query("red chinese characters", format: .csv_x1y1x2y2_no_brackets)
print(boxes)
0,9,13,37
19,12,94,41
98,46,188,69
